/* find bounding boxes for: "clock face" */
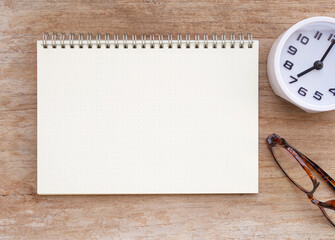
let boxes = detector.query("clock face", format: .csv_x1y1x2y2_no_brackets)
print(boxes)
280,22,335,107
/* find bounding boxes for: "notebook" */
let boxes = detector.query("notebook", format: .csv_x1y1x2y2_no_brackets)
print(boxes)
37,33,258,194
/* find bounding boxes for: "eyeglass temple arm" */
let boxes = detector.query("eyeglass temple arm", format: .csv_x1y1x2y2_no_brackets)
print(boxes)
296,150,335,191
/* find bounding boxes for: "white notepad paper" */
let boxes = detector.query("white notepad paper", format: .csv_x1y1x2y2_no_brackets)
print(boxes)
37,36,258,194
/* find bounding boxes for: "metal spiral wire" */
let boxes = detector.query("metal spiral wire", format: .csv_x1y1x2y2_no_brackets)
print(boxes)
42,32,254,49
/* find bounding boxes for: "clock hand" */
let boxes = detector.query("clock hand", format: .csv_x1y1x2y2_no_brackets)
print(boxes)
320,39,335,62
297,65,315,78
297,60,324,78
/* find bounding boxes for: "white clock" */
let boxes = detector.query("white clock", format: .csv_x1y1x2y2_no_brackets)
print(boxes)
268,16,335,113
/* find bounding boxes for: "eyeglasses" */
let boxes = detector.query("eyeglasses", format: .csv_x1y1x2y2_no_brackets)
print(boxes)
267,133,335,227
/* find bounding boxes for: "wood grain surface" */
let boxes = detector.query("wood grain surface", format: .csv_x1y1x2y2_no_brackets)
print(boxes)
1,0,335,239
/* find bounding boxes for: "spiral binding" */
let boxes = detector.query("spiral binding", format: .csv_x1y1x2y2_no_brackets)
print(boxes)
42,32,254,49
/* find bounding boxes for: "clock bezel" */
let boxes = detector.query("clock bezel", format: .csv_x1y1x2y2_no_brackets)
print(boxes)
272,16,335,112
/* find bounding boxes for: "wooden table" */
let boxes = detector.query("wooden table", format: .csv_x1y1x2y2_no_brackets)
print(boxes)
1,0,335,239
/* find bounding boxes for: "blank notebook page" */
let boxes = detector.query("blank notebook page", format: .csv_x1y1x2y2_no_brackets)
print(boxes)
37,40,259,194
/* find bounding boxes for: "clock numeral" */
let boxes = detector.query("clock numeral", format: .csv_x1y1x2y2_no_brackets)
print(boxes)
289,76,298,84
297,33,309,45
314,31,322,40
329,88,335,96
313,91,323,100
287,45,297,55
283,60,294,70
298,87,308,96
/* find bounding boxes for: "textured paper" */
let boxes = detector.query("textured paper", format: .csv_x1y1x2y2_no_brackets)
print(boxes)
37,41,259,194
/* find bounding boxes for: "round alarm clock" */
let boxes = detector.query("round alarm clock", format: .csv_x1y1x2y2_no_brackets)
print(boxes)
268,17,335,113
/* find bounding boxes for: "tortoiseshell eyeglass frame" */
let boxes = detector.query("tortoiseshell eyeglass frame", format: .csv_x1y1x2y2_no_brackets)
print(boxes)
267,133,335,227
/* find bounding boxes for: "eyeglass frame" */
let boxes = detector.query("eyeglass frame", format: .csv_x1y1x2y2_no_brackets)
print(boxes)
267,133,335,227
